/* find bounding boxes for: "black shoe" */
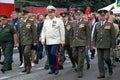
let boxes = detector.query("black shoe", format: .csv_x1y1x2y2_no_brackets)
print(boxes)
19,62,22,66
104,67,107,71
59,65,63,70
11,60,13,63
0,61,3,65
34,61,38,64
64,57,66,62
72,64,76,68
78,72,83,78
97,76,105,79
48,71,54,74
109,68,113,76
54,70,59,75
1,69,6,73
109,71,113,76
74,68,77,72
44,65,49,70
87,64,90,70
22,69,27,72
78,75,83,78
26,69,31,74
91,56,94,59
7,68,12,71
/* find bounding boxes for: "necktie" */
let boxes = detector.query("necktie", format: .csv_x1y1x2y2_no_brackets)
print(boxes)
64,21,66,26
101,22,103,26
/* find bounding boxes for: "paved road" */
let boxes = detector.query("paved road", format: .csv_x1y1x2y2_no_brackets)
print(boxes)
0,49,120,80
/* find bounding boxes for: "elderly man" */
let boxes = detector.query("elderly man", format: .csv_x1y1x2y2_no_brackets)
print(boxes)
70,8,90,78
59,12,75,70
92,11,116,79
40,5,65,75
0,15,18,73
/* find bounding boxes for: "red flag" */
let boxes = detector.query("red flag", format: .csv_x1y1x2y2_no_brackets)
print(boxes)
85,6,91,15
0,0,14,17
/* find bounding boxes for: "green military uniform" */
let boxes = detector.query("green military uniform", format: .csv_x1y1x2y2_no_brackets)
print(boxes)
92,21,116,77
0,23,15,72
44,45,49,69
59,21,75,68
71,19,90,77
18,18,37,73
44,48,49,69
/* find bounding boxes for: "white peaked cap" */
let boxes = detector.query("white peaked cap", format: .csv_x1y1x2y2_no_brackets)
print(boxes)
46,5,56,11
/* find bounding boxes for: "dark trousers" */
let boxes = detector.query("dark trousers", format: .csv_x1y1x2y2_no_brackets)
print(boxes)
1,42,13,70
90,49,95,58
35,42,43,62
0,48,1,60
18,44,23,64
47,44,59,72
59,45,75,66
97,48,112,76
10,43,22,64
72,46,85,73
22,45,31,70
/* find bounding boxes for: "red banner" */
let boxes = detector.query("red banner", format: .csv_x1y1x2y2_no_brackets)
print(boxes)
0,3,14,17
25,7,67,15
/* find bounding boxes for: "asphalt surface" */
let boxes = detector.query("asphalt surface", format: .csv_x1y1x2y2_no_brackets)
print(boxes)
0,49,120,80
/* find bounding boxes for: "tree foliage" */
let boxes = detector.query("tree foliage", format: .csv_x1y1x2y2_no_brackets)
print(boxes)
16,0,115,11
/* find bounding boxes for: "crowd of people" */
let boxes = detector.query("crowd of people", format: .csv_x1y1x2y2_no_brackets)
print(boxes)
0,5,120,79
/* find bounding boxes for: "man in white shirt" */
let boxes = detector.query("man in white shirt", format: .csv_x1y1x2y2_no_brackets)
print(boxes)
40,5,65,75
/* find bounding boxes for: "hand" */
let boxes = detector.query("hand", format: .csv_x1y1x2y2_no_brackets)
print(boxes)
14,43,19,48
61,42,65,47
86,45,90,48
33,43,37,46
90,46,96,50
41,41,45,45
39,37,42,41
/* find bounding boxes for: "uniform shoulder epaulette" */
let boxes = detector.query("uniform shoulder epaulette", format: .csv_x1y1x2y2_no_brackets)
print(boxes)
28,19,35,23
28,18,34,21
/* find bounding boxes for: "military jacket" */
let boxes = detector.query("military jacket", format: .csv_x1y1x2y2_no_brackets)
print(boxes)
64,21,72,45
71,19,90,47
18,19,37,45
0,23,16,42
92,21,116,48
41,17,65,45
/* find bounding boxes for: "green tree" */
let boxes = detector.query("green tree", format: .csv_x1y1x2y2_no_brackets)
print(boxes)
15,0,115,11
